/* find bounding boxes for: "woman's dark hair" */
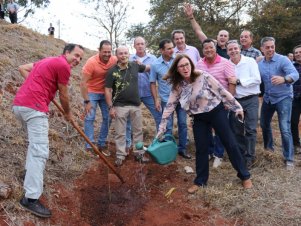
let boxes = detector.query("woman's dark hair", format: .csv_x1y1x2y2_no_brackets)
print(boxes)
164,54,199,90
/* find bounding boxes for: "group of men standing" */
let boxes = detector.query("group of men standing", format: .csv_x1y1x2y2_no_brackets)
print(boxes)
184,3,300,170
80,35,194,167
12,2,300,219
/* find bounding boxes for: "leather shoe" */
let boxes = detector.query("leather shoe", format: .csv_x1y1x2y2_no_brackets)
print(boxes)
187,185,199,194
178,151,192,159
242,179,253,189
20,197,51,218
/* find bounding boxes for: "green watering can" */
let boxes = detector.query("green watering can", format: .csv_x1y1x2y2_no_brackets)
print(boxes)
146,134,178,165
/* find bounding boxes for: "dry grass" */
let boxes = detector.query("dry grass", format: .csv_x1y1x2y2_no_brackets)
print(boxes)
178,118,301,226
0,20,301,226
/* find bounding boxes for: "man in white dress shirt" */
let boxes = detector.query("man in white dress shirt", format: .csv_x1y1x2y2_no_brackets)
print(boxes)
227,40,261,168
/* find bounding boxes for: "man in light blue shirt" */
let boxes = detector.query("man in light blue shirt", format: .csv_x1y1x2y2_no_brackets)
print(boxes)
129,37,160,129
150,39,190,159
258,37,299,169
125,37,161,153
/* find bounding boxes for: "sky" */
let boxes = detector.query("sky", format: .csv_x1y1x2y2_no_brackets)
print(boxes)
19,0,151,50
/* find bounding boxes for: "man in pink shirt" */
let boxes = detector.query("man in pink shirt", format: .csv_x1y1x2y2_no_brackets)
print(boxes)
196,38,236,168
80,40,117,156
13,44,84,218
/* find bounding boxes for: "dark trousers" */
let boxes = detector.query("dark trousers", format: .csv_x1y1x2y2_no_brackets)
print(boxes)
291,98,301,146
0,11,4,19
192,103,250,186
230,95,259,162
9,12,17,24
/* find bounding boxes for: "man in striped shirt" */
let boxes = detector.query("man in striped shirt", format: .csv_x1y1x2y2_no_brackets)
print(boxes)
196,39,236,168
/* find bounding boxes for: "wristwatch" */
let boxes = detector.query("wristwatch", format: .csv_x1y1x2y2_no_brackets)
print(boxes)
108,105,113,110
84,100,90,104
284,76,291,84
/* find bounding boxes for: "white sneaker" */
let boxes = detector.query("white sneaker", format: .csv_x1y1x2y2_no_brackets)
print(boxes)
286,161,294,170
213,157,222,168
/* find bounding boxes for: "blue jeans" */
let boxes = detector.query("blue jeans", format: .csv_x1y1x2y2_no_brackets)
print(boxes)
260,97,294,162
161,101,187,152
125,120,132,148
192,103,250,186
84,93,110,148
208,133,224,158
126,96,161,147
141,96,162,131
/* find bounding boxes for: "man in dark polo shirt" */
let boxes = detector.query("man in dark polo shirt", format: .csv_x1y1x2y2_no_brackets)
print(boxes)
184,3,229,59
105,46,150,166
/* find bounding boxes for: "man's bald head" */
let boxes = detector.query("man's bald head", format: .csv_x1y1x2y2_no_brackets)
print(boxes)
116,46,130,64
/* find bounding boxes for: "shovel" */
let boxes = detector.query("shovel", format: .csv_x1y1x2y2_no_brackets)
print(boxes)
52,100,125,183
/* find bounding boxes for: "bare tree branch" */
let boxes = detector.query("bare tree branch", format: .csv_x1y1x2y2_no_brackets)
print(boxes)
81,0,128,48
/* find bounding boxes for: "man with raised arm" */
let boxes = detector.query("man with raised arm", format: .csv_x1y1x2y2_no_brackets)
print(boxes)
184,3,229,59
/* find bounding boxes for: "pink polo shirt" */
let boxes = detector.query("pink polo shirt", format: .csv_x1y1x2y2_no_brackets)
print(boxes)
196,55,235,90
13,56,71,113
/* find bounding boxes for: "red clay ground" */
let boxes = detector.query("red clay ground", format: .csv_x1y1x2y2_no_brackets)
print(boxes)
1,151,239,226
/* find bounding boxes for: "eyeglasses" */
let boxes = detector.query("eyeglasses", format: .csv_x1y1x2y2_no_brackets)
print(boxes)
177,62,191,69
226,39,239,46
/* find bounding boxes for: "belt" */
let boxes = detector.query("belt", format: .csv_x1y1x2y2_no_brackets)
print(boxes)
236,94,258,101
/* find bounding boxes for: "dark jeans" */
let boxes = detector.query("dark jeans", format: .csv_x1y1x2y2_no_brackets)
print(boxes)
0,11,4,19
9,12,17,24
291,98,301,146
192,103,250,186
230,95,259,162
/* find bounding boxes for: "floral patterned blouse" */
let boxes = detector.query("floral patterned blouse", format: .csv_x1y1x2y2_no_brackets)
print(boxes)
158,70,243,135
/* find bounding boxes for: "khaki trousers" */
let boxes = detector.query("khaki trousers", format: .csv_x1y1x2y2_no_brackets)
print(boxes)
114,106,143,159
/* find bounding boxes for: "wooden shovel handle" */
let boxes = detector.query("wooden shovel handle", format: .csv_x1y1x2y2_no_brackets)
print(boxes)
52,100,125,183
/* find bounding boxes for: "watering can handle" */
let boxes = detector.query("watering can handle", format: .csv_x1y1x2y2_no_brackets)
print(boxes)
152,134,177,145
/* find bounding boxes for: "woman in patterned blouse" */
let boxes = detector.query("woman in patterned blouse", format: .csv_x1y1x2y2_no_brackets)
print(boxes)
157,54,252,193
